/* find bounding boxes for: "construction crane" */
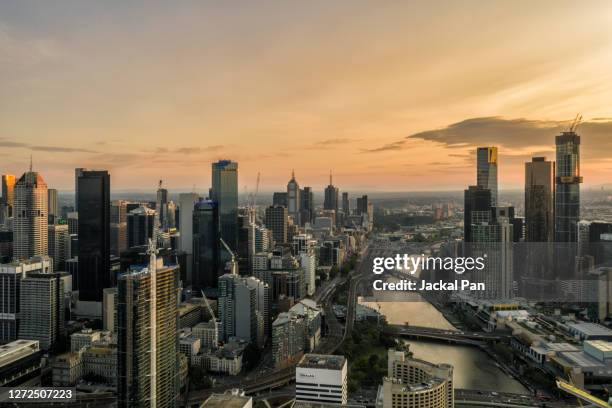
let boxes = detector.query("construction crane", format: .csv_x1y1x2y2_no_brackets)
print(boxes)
200,289,220,347
220,237,238,275
569,113,583,133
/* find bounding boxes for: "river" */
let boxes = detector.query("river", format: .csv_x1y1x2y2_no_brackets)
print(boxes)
362,297,528,393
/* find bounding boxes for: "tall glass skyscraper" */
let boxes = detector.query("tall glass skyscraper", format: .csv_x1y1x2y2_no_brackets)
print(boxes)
287,171,301,223
211,160,238,251
476,147,498,206
525,157,555,242
324,172,339,212
13,171,48,260
555,132,582,242
77,170,111,301
193,198,220,290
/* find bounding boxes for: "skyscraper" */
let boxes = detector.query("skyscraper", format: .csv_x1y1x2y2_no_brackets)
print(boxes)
525,157,555,242
1,174,16,221
77,170,111,302
156,182,169,231
110,200,128,257
476,147,498,206
47,188,59,224
117,245,179,408
300,187,314,225
555,131,582,242
193,199,220,290
287,171,301,224
74,168,87,211
19,271,65,351
341,192,350,215
211,160,238,251
127,206,156,248
323,171,339,213
13,170,48,260
265,205,288,245
48,223,70,271
463,186,492,243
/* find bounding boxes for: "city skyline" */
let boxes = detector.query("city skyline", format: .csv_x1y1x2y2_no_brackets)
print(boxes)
2,2,612,190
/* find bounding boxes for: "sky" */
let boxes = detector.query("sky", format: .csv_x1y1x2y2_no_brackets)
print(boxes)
2,1,612,192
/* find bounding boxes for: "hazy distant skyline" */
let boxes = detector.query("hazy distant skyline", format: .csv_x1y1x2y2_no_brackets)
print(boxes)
2,1,612,191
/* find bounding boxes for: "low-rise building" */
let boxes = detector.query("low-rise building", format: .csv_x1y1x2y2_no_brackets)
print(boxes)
52,352,82,386
0,340,42,387
201,390,252,408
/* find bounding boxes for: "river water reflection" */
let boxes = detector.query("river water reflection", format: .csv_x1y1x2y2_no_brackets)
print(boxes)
362,298,528,393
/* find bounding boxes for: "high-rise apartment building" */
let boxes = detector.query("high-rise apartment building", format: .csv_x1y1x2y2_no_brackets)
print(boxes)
156,184,169,231
13,170,48,260
476,147,498,206
555,131,582,242
77,170,111,302
193,199,220,290
381,349,453,408
265,205,288,245
117,248,179,408
211,160,238,251
525,157,555,242
342,192,350,215
19,272,65,351
287,171,301,224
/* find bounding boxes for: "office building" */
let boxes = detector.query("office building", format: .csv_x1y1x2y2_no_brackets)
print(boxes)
356,195,368,215
47,188,59,223
77,170,111,302
342,192,350,215
323,172,339,213
102,287,117,333
74,168,87,211
300,187,314,225
1,174,16,221
19,272,65,351
301,250,316,296
193,199,220,290
211,160,238,251
463,186,492,243
13,170,48,260
273,192,288,207
202,391,253,408
476,146,498,206
287,171,301,224
0,257,52,343
110,200,128,257
117,247,179,408
266,205,288,245
525,157,555,242
156,183,169,231
127,205,156,248
296,354,348,405
48,223,70,271
0,340,42,387
555,131,582,242
380,349,453,408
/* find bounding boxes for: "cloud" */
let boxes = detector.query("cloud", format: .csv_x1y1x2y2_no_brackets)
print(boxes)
0,138,96,153
361,140,406,153
365,116,612,161
303,138,360,150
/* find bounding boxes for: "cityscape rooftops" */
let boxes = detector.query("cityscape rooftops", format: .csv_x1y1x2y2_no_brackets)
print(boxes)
298,354,346,370
0,340,40,367
201,392,251,408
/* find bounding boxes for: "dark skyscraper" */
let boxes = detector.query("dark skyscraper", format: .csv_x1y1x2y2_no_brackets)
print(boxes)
323,171,339,213
356,195,368,215
77,170,111,302
193,199,220,290
525,157,555,242
463,186,492,243
265,205,288,245
287,171,301,223
555,132,581,242
477,147,498,207
211,160,238,251
342,192,350,215
273,192,288,207
300,187,314,225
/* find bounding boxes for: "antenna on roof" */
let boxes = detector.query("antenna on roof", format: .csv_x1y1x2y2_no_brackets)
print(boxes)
29,154,33,172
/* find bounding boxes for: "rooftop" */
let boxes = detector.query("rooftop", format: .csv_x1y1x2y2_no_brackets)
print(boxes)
567,322,612,337
298,354,346,370
201,393,251,408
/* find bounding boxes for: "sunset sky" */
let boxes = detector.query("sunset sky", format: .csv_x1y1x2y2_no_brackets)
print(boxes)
2,1,612,192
